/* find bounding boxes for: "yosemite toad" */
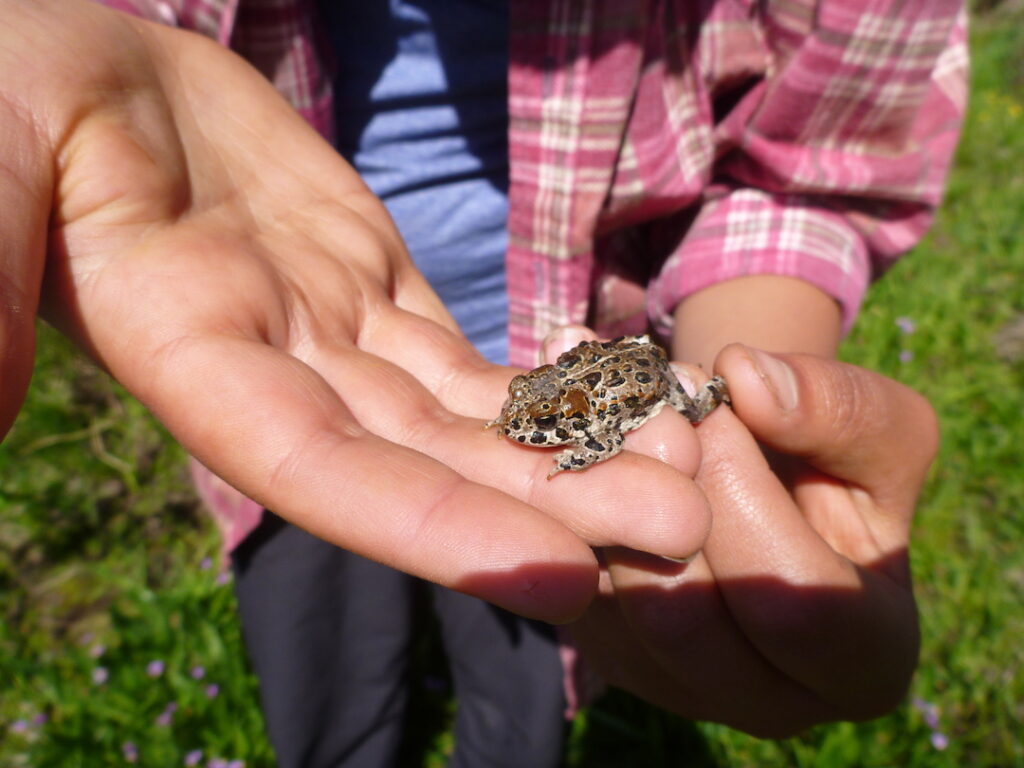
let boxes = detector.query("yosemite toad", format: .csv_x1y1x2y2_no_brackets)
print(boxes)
486,335,730,477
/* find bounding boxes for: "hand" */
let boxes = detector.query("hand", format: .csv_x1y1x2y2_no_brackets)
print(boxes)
570,345,937,735
0,0,714,621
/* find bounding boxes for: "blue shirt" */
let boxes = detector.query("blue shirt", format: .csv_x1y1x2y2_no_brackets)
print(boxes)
320,0,510,364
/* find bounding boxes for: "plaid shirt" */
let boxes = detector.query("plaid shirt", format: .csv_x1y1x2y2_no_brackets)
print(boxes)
100,0,966,554
104,0,966,368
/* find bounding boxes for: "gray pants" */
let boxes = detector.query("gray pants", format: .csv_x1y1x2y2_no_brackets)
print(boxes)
232,511,566,768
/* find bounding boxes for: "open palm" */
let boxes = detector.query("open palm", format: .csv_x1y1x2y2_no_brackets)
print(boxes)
0,0,714,622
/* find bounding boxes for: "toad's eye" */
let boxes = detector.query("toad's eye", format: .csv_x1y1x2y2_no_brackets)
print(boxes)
534,415,558,430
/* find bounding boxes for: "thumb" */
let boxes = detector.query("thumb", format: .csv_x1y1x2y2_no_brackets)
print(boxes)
715,344,939,516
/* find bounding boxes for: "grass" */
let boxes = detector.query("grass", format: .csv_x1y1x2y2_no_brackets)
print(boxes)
3,7,1023,767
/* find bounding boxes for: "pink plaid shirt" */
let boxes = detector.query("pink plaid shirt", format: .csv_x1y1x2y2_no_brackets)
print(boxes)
98,0,966,550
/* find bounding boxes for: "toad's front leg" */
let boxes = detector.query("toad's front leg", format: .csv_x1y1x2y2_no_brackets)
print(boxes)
666,372,730,423
548,430,625,478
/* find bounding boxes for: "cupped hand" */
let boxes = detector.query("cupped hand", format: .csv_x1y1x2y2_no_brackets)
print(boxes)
570,344,938,735
0,0,713,621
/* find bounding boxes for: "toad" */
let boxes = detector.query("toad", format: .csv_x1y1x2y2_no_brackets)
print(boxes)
486,335,729,477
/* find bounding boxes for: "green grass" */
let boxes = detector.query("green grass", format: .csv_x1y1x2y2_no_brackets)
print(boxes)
3,8,1023,767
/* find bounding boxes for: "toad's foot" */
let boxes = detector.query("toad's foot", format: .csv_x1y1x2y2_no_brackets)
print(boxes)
548,432,625,479
670,374,730,423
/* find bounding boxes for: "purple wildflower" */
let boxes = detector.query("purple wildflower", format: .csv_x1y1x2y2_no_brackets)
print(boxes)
147,660,165,678
227,761,245,768
93,666,110,685
156,701,178,726
216,571,231,586
205,683,220,699
899,349,914,363
895,316,917,335
31,713,48,726
89,643,106,658
200,557,213,571
185,750,203,767
191,665,206,680
912,696,948,749
122,741,139,763
917,701,940,729
10,719,29,734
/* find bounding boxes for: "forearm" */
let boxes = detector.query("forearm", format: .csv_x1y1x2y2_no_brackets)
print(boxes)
671,275,842,371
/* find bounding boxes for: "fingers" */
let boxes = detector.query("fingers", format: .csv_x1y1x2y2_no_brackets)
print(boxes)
0,250,41,441
599,385,919,721
308,341,710,560
715,344,939,542
120,334,598,623
0,97,51,440
358,298,500,418
354,315,711,559
660,355,920,716
579,550,842,736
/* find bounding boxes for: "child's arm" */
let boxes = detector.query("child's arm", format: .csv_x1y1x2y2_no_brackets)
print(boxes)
671,274,841,370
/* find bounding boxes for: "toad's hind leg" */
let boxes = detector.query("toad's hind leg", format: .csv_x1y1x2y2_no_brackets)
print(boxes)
666,372,730,423
548,432,625,478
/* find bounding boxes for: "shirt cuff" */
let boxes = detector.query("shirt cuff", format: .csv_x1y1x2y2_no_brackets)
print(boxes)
648,189,872,338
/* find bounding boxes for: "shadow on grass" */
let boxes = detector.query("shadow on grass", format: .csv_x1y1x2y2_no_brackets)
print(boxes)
568,688,720,768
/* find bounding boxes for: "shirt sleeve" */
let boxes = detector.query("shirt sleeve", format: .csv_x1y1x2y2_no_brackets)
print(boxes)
91,0,230,40
649,1,968,336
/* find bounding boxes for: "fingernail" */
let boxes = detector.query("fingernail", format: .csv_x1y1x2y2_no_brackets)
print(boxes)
749,348,799,412
669,363,698,398
661,553,699,564
540,325,593,365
